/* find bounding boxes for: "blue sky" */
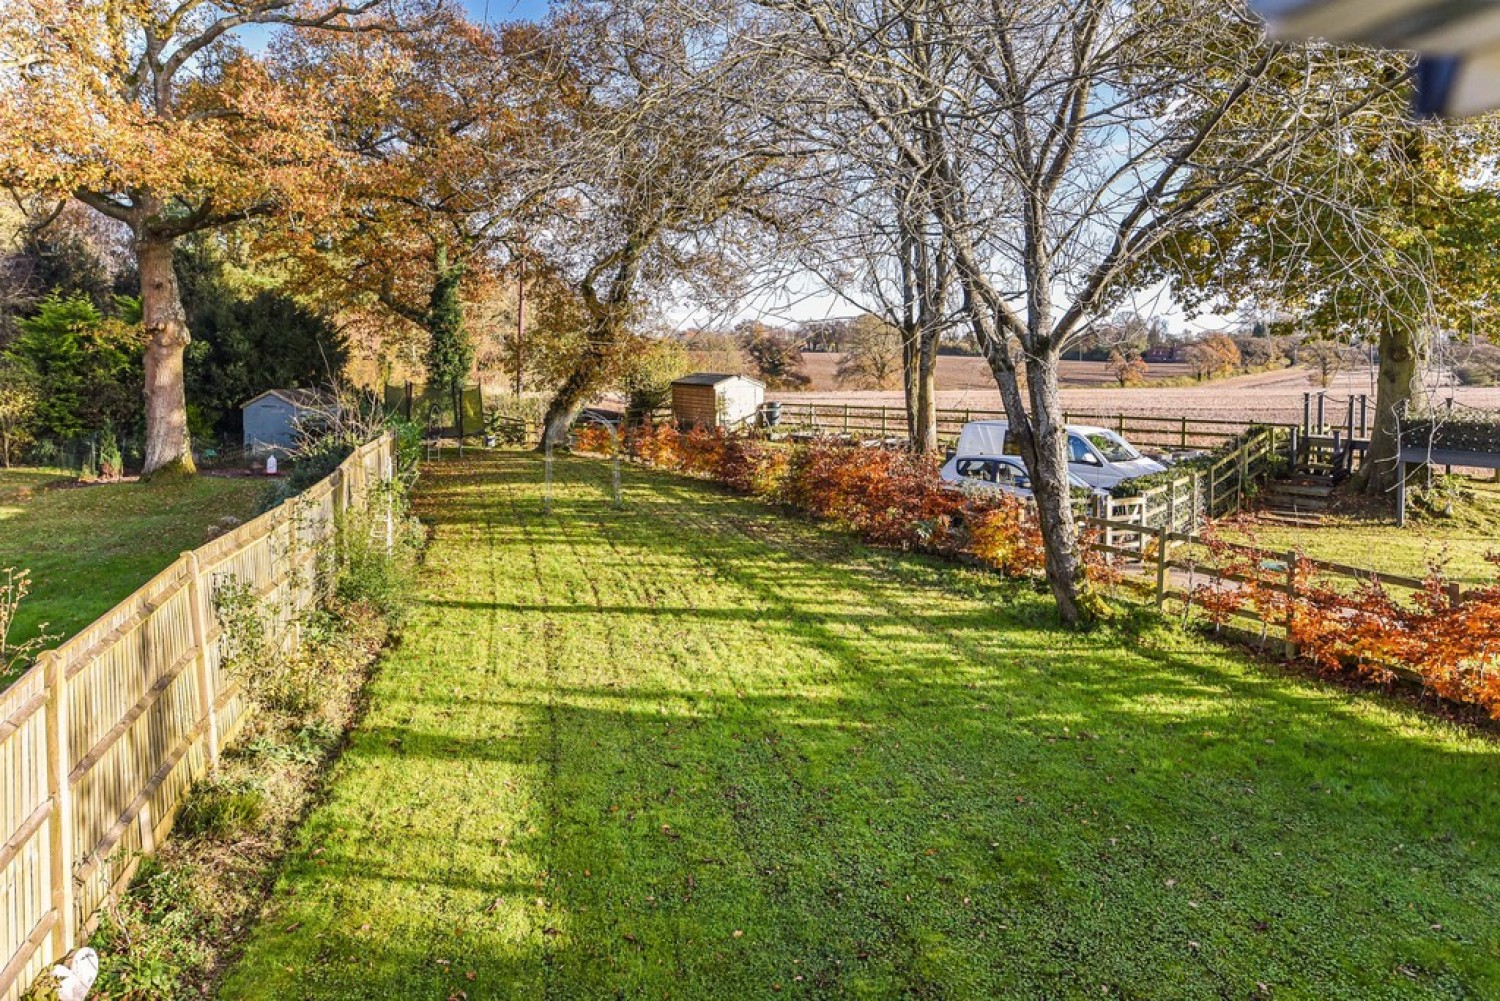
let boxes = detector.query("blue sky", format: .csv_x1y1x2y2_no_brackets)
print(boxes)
463,0,550,25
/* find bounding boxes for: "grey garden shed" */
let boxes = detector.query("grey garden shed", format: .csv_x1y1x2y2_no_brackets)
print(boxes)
242,389,334,453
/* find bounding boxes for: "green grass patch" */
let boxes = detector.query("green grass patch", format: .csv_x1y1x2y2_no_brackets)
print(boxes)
223,451,1500,999
1233,477,1500,584
0,470,267,665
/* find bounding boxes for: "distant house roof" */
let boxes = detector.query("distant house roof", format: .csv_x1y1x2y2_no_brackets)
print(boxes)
671,373,765,388
242,388,335,410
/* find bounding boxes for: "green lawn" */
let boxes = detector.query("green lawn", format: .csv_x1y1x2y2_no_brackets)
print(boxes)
222,451,1500,999
0,469,268,665
1233,478,1500,584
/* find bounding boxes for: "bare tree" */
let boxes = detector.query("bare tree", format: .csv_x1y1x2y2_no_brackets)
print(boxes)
734,0,1402,622
522,0,798,448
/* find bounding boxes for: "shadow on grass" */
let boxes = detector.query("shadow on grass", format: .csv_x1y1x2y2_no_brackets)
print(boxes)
222,449,1500,1000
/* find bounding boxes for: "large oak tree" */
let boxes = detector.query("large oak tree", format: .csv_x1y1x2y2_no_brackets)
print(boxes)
0,0,420,474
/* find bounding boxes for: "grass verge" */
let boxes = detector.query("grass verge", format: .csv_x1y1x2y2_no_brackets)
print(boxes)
1231,476,1500,583
221,451,1500,999
24,498,425,1000
0,470,267,669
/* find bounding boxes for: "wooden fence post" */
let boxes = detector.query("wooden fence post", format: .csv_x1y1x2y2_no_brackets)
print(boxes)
1191,471,1202,527
1180,416,1188,448
1155,526,1169,607
1237,446,1247,508
182,552,219,773
1283,551,1298,661
43,650,75,957
384,451,396,555
1449,581,1462,609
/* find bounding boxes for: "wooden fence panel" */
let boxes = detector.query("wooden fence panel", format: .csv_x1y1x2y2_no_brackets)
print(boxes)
0,434,395,1001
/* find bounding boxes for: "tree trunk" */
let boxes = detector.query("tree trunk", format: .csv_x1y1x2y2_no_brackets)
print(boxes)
138,233,195,478
900,323,938,453
1022,349,1086,624
540,340,610,449
1357,321,1421,497
967,309,1088,625
912,333,937,453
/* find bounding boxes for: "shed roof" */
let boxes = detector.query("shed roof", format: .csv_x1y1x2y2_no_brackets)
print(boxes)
671,372,765,388
242,388,335,410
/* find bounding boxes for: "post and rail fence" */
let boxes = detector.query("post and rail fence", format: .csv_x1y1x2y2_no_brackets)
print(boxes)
0,434,396,1001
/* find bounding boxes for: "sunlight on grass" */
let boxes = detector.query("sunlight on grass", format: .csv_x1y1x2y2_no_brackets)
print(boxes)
221,451,1500,1000
0,471,268,656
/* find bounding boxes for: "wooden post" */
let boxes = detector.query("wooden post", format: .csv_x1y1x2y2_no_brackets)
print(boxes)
1192,471,1202,526
1283,551,1298,660
1155,525,1169,607
43,650,75,956
1397,460,1407,527
880,407,887,438
183,552,219,772
1180,415,1187,448
843,404,849,433
1237,447,1247,508
1449,581,1462,609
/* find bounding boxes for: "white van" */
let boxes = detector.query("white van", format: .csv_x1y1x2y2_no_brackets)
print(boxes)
943,420,1167,491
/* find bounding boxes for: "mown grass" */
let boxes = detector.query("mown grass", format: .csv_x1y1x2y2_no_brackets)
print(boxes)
223,451,1500,999
0,470,267,659
1234,477,1500,584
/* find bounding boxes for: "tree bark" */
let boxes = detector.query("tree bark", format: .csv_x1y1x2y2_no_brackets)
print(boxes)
138,232,195,477
540,334,610,448
1022,350,1086,624
1357,321,1421,497
900,322,938,453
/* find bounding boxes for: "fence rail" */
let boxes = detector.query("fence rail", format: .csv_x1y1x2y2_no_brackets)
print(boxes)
0,434,396,1001
769,401,1280,450
1084,516,1457,667
1101,427,1287,542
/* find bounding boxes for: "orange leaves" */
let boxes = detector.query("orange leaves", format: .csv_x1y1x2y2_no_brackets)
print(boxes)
1186,529,1500,717
618,424,1054,581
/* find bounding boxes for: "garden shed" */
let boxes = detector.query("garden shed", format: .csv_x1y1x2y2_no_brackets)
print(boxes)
242,388,334,453
670,373,764,429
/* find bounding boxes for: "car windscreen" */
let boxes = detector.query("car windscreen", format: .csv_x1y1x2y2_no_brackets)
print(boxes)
1085,431,1140,463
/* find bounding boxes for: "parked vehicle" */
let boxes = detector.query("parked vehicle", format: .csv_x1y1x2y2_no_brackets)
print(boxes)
940,452,1099,500
948,420,1167,490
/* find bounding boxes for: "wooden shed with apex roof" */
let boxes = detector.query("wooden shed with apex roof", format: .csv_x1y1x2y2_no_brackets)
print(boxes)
670,373,765,429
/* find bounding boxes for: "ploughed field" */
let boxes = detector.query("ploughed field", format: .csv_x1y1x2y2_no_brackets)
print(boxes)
222,451,1500,999
778,359,1500,428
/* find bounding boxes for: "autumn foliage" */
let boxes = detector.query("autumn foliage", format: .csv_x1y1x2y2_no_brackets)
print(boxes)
1186,529,1500,717
576,424,1052,580
581,423,1500,718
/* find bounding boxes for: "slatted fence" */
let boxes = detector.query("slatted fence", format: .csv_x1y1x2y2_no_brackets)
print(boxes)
0,434,395,1001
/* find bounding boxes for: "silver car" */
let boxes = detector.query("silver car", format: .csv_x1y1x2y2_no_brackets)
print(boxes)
938,454,1098,499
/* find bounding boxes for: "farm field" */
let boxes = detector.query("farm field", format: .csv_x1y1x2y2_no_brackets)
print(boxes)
0,469,267,672
795,351,1202,393
222,450,1500,999
776,360,1500,428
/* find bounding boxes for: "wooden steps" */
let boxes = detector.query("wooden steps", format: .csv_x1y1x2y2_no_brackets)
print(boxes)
1260,472,1336,524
